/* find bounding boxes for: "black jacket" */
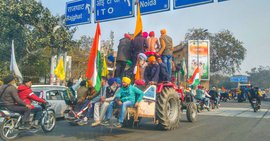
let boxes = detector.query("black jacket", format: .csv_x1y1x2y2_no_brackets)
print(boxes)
158,62,170,82
144,64,160,84
131,35,148,54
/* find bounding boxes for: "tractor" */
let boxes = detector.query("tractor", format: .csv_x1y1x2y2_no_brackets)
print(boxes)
122,81,198,130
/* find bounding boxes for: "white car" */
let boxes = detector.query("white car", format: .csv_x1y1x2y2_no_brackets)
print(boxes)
31,85,69,118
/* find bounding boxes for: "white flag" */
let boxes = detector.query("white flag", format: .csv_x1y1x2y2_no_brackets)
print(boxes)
10,40,23,83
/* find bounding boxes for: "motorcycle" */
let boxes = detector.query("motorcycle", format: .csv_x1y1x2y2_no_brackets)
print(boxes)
196,99,210,113
251,98,260,112
210,98,219,110
0,103,56,141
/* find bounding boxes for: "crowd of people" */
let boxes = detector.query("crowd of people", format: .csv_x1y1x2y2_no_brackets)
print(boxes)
114,29,174,84
0,29,176,128
70,29,175,127
183,84,266,110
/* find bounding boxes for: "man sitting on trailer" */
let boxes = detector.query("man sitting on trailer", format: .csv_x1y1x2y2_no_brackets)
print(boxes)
113,77,144,128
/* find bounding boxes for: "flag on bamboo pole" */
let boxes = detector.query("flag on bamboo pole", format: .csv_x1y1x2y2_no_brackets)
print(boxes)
101,57,109,77
54,57,65,81
85,22,101,92
10,40,23,83
188,67,200,86
133,3,143,38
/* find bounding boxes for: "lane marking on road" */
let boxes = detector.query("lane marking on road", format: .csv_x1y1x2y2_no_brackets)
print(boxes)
198,107,270,119
187,124,204,130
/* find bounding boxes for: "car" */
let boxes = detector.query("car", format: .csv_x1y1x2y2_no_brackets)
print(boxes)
31,85,69,118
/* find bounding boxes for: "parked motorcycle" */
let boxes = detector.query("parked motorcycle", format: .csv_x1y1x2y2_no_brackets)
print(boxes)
0,103,56,141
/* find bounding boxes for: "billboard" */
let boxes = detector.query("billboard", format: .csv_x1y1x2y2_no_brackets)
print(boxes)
188,40,210,80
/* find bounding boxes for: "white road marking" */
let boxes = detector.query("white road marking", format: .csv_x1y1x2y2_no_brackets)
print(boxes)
198,107,270,119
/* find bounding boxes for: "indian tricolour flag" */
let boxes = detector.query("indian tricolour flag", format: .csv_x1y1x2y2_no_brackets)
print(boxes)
188,67,200,86
85,22,101,92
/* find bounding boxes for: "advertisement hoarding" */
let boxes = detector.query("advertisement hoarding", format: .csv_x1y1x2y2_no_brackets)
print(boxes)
188,40,210,80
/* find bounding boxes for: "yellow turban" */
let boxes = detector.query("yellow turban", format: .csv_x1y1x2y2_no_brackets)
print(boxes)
160,29,167,35
122,77,131,85
148,56,156,63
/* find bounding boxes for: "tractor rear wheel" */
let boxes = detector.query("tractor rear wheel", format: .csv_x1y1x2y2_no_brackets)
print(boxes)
156,87,181,130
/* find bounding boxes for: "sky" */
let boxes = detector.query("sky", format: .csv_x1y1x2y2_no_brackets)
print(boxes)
40,0,270,75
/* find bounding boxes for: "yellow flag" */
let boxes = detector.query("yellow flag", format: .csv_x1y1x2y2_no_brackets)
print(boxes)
54,58,65,81
133,3,143,39
101,57,109,77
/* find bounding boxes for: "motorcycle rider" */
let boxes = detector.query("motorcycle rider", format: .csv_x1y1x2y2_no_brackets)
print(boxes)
0,75,32,129
18,77,47,128
195,85,210,109
209,87,219,107
248,86,262,108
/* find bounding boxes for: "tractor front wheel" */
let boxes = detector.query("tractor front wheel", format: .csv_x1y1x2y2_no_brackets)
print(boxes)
156,87,181,130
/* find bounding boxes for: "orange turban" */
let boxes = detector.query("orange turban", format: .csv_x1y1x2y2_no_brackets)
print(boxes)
160,29,167,35
148,56,156,63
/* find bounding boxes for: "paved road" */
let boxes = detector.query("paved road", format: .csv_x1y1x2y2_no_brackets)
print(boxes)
1,101,270,141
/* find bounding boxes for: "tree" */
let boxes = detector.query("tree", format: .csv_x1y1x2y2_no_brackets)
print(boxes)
181,28,246,87
182,28,246,75
0,0,76,81
210,30,246,74
209,74,237,89
246,66,270,88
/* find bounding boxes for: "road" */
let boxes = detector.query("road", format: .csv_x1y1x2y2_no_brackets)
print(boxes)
1,101,270,141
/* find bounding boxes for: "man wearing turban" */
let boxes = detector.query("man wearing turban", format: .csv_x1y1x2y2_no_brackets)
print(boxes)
144,56,160,85
158,29,173,78
115,33,132,78
112,77,144,128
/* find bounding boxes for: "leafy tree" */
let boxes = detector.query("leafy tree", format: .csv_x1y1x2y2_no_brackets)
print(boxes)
210,30,246,74
210,74,237,89
246,66,270,88
0,0,76,81
182,28,246,75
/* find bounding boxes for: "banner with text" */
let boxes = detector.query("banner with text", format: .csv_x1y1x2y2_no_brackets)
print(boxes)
139,0,170,15
174,0,213,9
66,0,91,26
188,40,210,80
95,0,134,22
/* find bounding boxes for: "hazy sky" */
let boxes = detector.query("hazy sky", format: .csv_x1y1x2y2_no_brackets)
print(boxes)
41,0,270,74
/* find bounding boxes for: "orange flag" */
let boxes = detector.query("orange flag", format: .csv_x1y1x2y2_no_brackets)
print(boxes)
133,3,143,38
135,64,141,81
